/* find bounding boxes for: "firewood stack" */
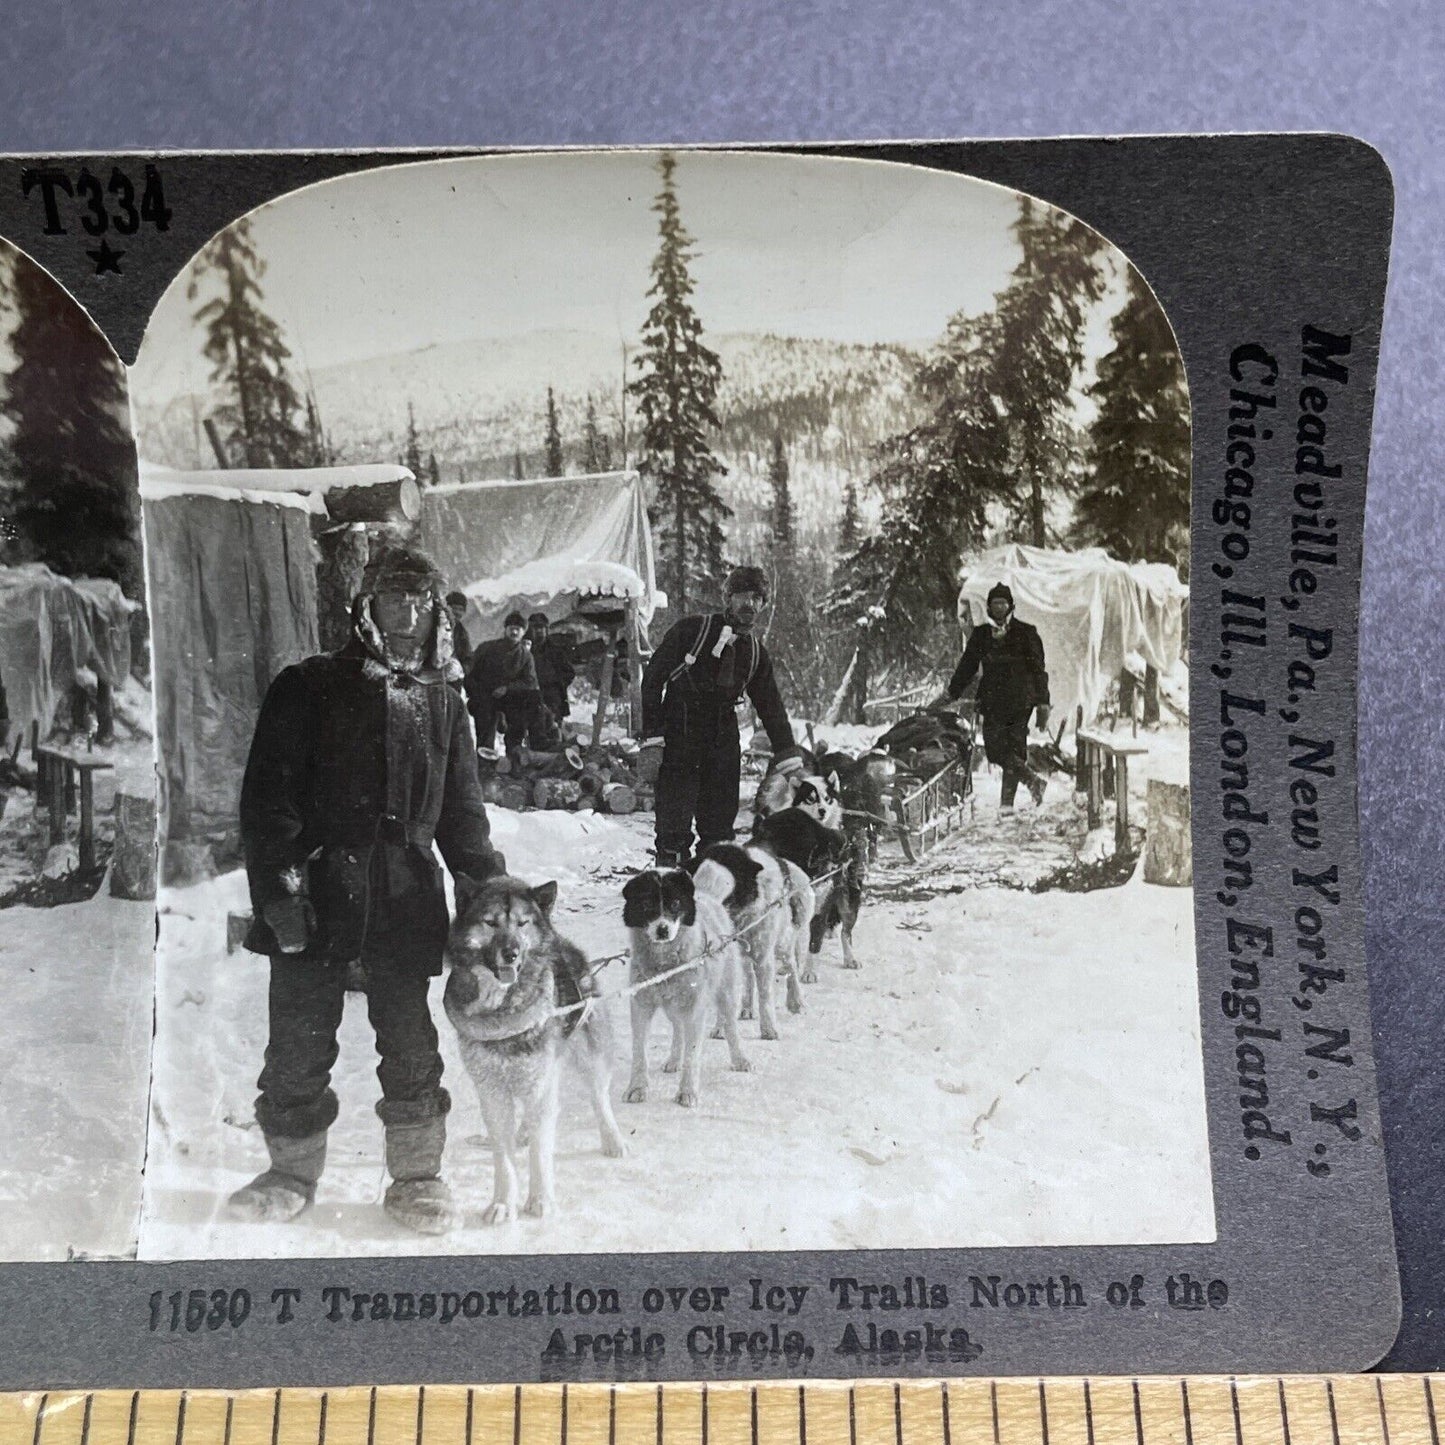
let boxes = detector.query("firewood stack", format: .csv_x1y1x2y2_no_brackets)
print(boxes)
477,740,651,815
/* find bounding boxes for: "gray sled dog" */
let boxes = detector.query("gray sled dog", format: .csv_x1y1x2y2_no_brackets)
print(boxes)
443,873,626,1224
692,842,813,1038
621,868,752,1108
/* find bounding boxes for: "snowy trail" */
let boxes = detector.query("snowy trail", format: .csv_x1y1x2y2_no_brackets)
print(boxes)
140,781,1213,1260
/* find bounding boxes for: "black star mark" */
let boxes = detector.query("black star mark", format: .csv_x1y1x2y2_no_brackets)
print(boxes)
86,239,125,276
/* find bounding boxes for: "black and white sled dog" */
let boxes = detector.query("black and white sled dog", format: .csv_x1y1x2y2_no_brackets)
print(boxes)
443,873,626,1225
692,842,814,1038
621,868,752,1108
753,806,862,973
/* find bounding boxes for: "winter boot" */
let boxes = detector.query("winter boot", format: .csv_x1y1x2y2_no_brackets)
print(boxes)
654,847,689,870
226,1131,327,1223
383,1117,458,1235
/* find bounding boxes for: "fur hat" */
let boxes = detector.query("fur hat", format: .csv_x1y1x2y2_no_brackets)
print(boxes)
528,612,549,628
986,581,1015,609
725,564,769,599
361,544,446,598
446,590,469,610
504,611,527,630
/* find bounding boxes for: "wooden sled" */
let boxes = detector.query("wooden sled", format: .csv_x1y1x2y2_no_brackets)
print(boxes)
892,756,971,862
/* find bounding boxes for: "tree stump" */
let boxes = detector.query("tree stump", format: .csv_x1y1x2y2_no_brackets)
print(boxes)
1143,779,1191,886
110,790,158,900
600,782,637,815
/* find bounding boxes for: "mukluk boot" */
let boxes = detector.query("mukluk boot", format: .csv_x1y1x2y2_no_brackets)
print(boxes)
226,1130,327,1223
383,1116,458,1236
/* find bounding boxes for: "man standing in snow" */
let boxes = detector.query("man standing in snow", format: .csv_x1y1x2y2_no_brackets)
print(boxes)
641,564,802,868
465,611,541,754
231,544,503,1235
527,612,574,739
940,581,1051,810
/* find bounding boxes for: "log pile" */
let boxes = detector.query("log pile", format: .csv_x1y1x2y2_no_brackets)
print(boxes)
478,740,652,815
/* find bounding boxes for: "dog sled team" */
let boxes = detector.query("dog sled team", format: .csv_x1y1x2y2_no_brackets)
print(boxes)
226,549,1044,1234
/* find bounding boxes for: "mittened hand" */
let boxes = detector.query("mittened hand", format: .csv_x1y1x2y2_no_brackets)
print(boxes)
264,895,314,955
1035,704,1051,730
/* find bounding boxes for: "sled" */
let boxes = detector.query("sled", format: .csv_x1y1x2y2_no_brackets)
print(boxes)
891,757,971,862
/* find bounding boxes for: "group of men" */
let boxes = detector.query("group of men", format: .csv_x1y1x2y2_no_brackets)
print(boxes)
449,598,575,753
229,544,1050,1236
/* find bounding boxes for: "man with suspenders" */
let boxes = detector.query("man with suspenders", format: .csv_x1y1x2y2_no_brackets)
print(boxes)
640,565,803,868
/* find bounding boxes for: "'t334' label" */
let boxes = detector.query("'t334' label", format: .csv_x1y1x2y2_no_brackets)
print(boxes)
18,163,172,275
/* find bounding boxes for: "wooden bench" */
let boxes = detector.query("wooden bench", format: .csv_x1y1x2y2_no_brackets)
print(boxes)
34,745,114,871
1075,729,1150,856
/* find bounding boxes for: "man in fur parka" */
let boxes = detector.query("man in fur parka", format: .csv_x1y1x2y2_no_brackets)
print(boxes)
231,544,503,1235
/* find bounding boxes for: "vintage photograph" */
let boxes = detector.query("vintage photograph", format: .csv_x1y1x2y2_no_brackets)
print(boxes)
0,238,154,1260
128,149,1208,1259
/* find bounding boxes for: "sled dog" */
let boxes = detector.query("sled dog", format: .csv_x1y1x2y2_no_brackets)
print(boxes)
621,868,752,1107
693,842,813,1038
444,873,626,1224
753,806,862,973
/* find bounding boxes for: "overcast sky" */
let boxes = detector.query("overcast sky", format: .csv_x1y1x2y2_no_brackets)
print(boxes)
132,149,1101,402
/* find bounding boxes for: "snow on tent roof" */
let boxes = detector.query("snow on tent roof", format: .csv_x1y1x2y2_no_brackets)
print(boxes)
417,470,659,634
0,563,138,742
956,543,1188,729
139,461,414,513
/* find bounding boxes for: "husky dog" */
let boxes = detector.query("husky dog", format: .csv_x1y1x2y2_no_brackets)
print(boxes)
443,873,626,1224
621,869,752,1107
692,842,812,1038
753,806,861,973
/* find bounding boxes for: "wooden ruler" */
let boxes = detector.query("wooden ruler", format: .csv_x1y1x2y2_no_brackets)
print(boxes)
0,1379,1440,1445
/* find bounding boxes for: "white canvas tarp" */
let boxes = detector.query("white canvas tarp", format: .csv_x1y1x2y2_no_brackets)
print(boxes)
0,564,137,742
957,544,1188,728
417,471,659,636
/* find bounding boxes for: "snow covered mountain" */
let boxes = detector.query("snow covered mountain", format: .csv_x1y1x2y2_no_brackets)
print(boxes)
133,330,925,550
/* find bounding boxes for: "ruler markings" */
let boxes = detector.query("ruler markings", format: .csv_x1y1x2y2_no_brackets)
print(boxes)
940,1385,952,1445
798,1388,806,1445
1425,1380,1440,1445
1039,1384,1049,1445
1181,1383,1193,1445
1084,1382,1096,1445
1328,1382,1342,1445
664,1387,670,1445
990,1384,1000,1445
1375,1382,1390,1445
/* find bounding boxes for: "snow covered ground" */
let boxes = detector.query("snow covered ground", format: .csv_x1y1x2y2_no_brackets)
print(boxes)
139,730,1213,1260
0,710,157,1260
0,886,154,1259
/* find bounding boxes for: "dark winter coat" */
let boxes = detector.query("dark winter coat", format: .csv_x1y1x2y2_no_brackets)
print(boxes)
946,618,1050,720
240,639,500,971
641,613,794,752
531,637,575,705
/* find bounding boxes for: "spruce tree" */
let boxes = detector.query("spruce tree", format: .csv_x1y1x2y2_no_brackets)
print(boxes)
513,449,525,481
582,395,613,473
1072,266,1191,564
992,198,1108,545
401,400,424,478
767,431,795,555
822,196,1107,719
4,255,141,595
427,451,441,488
188,220,310,467
544,387,564,475
629,152,730,614
838,482,861,553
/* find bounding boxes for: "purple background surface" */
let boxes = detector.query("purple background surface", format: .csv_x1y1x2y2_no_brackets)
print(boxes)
2,0,1440,1369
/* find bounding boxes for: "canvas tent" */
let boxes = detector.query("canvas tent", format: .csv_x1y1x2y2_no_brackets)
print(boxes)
0,564,137,743
956,544,1188,729
141,462,413,864
416,471,660,636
